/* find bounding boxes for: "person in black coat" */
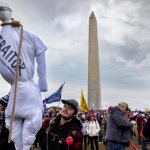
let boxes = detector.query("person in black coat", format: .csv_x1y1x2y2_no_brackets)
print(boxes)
142,117,150,139
41,99,83,150
0,95,16,150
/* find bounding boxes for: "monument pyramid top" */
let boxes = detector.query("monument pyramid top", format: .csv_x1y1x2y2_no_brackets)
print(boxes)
90,11,95,18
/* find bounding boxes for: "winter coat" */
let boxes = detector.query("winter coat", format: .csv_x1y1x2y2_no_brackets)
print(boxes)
105,106,133,146
81,121,88,136
0,127,16,150
41,114,83,150
142,117,150,139
87,120,100,137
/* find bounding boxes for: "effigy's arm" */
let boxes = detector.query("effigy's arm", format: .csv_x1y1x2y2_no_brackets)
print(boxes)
36,51,48,92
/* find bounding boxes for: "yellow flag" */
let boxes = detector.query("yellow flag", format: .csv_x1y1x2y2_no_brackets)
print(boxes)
80,90,88,112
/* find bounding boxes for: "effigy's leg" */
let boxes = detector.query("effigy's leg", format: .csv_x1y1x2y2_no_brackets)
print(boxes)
22,111,42,150
5,117,23,150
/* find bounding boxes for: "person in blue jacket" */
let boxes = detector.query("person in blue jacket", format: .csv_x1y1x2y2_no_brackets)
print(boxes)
105,102,134,150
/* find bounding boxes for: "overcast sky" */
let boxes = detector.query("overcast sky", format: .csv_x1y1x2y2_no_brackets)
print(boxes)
0,0,150,110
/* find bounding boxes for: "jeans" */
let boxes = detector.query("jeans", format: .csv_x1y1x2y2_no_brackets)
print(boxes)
141,139,148,150
138,135,141,144
106,141,126,150
83,135,88,150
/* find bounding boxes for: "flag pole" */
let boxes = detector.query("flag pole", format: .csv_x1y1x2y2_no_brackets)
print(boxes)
56,82,65,113
44,93,47,107
57,100,61,108
57,82,65,108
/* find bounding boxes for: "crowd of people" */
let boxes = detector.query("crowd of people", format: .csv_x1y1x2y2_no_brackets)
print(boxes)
1,95,150,150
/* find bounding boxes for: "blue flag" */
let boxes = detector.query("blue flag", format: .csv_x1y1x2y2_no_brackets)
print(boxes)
45,83,65,104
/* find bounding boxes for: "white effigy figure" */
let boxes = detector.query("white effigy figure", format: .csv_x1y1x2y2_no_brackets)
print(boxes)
0,1,48,150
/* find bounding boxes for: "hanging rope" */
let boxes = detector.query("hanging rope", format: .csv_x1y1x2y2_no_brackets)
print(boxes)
1,20,23,143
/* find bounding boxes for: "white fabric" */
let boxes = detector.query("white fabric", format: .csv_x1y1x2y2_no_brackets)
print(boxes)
81,121,88,136
5,110,42,150
0,25,48,150
87,120,100,137
36,52,48,92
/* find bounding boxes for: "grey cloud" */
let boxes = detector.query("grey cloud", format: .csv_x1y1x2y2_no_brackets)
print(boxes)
45,44,89,88
117,39,149,63
100,39,150,90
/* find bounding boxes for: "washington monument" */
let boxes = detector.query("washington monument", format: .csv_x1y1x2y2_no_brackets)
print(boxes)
88,11,101,110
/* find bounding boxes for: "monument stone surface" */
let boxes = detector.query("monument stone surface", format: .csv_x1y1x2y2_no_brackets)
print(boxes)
88,11,101,110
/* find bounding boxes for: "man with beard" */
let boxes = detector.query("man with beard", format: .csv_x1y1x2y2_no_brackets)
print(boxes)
41,99,83,150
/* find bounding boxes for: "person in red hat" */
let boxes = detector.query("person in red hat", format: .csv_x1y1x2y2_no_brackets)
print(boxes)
41,99,83,150
108,106,113,112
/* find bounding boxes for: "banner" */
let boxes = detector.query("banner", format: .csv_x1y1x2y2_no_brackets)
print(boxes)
79,89,88,112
